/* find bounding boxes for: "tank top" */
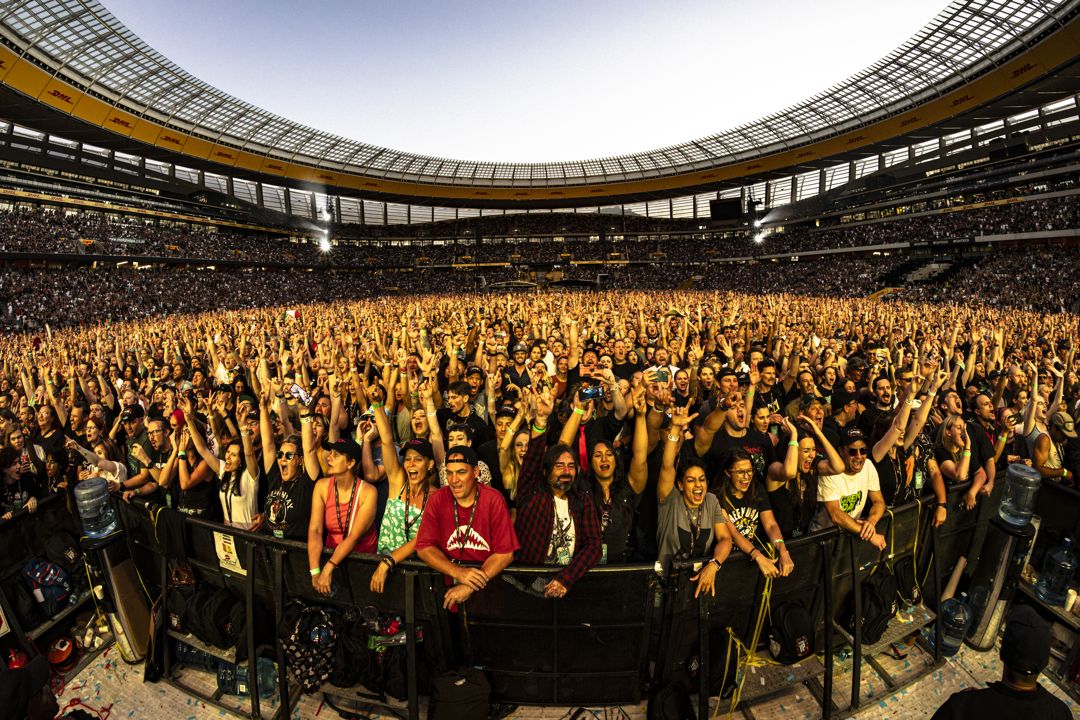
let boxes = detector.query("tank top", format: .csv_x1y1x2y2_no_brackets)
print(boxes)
377,481,430,555
1026,426,1062,469
324,478,378,554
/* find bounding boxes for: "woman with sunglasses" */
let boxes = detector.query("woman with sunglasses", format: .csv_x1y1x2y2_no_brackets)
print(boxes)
251,384,317,539
718,449,793,578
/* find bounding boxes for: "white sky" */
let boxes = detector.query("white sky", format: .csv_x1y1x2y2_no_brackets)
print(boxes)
102,0,950,163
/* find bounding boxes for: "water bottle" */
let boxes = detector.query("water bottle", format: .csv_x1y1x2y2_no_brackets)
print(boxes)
217,657,277,698
998,463,1041,527
940,592,972,657
1034,537,1078,606
74,477,118,538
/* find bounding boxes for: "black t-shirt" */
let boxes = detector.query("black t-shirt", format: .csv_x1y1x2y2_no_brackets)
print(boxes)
966,421,996,474
720,485,772,545
873,445,916,507
178,463,215,518
1,474,39,516
436,408,491,448
476,439,504,500
930,681,1070,720
768,471,820,539
701,427,777,490
753,386,782,415
612,360,642,381
822,415,854,453
263,465,314,540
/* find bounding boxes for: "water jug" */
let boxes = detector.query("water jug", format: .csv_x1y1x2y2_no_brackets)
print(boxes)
940,592,972,657
998,463,1041,527
74,477,118,538
217,657,277,698
1034,537,1077,606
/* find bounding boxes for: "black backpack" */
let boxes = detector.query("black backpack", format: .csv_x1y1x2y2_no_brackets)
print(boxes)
166,586,196,634
427,668,490,720
846,566,898,645
278,600,337,694
44,528,83,575
768,600,815,664
893,556,921,608
187,587,241,649
647,680,694,720
328,608,377,691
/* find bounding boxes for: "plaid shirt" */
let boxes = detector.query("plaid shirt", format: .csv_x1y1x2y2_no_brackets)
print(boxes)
513,433,601,589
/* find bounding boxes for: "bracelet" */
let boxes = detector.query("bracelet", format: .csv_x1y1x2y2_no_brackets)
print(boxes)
787,441,798,447
300,417,312,425
772,538,785,546
426,411,437,418
532,423,548,433
573,407,586,416
998,434,1009,441
667,433,680,442
370,401,384,409
275,394,285,399
962,450,971,457
326,559,337,569
748,548,758,562
710,558,722,571
177,452,186,459
309,567,321,576
936,502,947,508
300,412,312,418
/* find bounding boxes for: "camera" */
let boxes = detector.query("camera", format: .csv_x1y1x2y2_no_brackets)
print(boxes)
579,384,604,401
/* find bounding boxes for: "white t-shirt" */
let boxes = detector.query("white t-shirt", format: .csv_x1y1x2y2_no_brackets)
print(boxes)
811,462,880,531
218,465,259,528
546,495,576,565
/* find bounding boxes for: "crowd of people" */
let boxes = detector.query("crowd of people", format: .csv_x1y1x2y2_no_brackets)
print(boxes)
1,290,1077,607
1,190,1077,269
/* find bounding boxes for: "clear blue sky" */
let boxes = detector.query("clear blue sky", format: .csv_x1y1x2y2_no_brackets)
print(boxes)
104,0,948,162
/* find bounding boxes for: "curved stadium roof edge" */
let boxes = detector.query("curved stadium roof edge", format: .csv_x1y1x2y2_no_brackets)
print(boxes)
0,0,1078,205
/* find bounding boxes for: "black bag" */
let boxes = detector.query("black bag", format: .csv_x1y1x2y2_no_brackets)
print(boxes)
768,600,815,664
846,566,898,645
166,586,195,634
648,679,694,720
427,668,490,720
44,528,83,575
187,587,241,649
328,609,377,690
893,556,921,607
278,600,337,694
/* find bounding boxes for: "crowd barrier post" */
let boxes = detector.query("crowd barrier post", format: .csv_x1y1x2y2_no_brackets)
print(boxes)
693,530,838,720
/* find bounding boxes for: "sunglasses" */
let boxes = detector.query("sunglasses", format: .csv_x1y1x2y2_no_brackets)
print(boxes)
276,450,297,460
847,447,868,456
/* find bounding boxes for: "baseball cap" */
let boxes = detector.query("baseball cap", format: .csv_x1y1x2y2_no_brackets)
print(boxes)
1000,604,1051,675
800,394,825,410
0,654,50,718
841,426,867,446
464,364,485,378
445,445,479,467
1049,411,1078,438
402,438,434,461
511,343,528,355
121,404,145,422
322,437,363,464
734,372,751,386
717,368,739,382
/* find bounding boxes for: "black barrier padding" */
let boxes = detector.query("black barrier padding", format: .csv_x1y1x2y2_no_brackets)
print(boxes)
0,495,74,574
459,566,654,705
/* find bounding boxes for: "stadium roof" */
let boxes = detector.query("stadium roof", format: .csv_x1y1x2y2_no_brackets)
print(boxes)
0,0,1079,205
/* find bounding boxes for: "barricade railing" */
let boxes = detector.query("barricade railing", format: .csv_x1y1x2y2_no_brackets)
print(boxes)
456,562,657,706
663,529,839,720
95,486,987,718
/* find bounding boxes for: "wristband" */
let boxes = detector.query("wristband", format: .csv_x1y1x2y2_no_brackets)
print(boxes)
748,548,758,562
370,402,384,409
936,502,947,508
788,441,798,447
667,434,680,442
573,407,586,416
300,417,312,425
326,559,337,568
998,434,1008,441
532,423,548,433
710,558,722,571
177,452,186,459
962,450,971,457
309,568,321,576
426,411,437,417
772,538,785,546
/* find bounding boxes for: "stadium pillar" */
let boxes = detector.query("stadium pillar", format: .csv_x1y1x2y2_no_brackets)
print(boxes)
764,181,773,208
819,168,827,193
255,182,264,208
308,191,317,220
740,186,747,213
790,175,798,203
850,160,858,182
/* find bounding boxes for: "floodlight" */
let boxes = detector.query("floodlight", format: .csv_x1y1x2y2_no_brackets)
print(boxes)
319,237,332,253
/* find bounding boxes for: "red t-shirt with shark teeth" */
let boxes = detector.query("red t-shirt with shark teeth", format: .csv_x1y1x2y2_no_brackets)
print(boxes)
415,483,519,567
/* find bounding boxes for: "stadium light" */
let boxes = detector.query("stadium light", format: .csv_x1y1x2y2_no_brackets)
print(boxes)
753,219,762,228
754,233,765,244
318,237,332,253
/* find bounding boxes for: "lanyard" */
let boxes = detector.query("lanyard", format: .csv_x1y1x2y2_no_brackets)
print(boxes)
334,477,359,537
399,479,430,537
451,486,480,565
684,500,705,556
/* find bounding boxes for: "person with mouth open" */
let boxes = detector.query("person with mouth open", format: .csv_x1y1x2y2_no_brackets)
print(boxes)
809,426,887,550
512,385,603,598
656,405,734,596
415,445,518,610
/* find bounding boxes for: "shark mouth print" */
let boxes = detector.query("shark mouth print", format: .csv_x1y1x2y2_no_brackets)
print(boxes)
447,525,491,553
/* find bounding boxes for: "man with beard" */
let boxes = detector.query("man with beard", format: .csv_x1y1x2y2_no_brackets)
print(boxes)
513,387,601,598
859,376,895,437
694,389,779,491
611,338,641,381
437,380,490,447
810,427,887,549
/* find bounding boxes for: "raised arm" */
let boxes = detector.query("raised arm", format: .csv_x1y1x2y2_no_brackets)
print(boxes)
627,389,649,494
658,405,697,502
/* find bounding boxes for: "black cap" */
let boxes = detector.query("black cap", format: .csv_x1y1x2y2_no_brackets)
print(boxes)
511,343,527,355
800,394,825,410
322,437,363,465
841,426,867,446
717,368,739,381
0,654,50,718
402,438,434,461
1000,604,1051,674
734,372,750,386
464,364,485,378
445,445,479,467
121,404,145,422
